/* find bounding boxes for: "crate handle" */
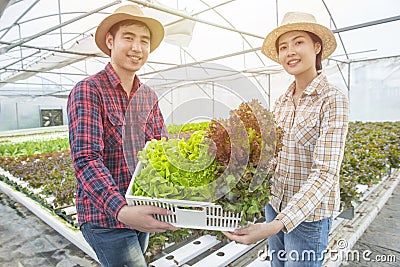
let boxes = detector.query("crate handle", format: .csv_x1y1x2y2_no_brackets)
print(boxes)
176,206,205,212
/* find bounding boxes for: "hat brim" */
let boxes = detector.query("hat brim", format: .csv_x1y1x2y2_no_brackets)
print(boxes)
95,13,164,56
261,22,337,63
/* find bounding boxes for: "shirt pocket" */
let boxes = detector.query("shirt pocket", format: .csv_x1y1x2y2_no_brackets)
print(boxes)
105,112,124,148
275,112,290,135
137,111,161,141
123,111,148,146
293,114,319,150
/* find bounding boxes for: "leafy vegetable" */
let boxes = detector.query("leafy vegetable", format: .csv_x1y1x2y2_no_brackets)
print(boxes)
133,100,283,223
205,99,282,222
132,131,218,201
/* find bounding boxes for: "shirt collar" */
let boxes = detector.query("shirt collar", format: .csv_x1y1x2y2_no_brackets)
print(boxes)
105,62,121,89
304,74,328,96
105,62,141,93
284,73,328,99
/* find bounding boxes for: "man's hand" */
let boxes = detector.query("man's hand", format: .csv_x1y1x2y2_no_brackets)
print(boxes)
222,219,284,245
117,205,179,232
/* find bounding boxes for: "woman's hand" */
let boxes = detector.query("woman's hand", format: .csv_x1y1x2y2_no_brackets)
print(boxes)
223,219,284,245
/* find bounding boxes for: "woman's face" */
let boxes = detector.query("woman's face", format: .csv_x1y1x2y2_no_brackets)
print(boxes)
277,30,321,77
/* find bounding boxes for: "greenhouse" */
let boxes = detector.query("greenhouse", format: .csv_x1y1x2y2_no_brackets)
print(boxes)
0,0,399,266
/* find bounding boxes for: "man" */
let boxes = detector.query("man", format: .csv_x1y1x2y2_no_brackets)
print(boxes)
67,5,177,266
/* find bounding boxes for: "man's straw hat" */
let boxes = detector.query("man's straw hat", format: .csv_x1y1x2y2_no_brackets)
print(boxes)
95,4,164,56
262,12,337,63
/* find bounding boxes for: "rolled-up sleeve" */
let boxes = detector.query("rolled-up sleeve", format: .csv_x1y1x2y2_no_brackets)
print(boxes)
276,90,349,232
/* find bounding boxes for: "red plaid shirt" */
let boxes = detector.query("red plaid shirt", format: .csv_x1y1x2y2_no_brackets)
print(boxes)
67,63,167,229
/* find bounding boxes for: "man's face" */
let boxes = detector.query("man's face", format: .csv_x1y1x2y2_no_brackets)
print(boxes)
106,23,151,75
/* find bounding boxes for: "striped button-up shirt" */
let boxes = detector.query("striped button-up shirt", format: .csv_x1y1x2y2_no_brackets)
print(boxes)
67,63,167,229
271,74,349,233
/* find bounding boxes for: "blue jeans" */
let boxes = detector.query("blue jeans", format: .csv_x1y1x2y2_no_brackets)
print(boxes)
81,223,149,267
265,204,332,267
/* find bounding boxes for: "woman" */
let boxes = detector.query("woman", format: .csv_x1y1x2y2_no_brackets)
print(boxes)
223,12,349,266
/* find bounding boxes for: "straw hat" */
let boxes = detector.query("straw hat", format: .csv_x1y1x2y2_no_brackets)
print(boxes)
95,4,164,56
262,12,337,63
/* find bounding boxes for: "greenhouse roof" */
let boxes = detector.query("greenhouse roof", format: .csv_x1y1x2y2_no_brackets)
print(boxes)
0,0,399,97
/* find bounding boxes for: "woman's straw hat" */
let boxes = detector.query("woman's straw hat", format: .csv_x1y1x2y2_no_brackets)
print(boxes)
262,12,337,63
95,4,164,56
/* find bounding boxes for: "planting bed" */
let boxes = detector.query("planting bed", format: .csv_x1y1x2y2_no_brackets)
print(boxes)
0,120,399,265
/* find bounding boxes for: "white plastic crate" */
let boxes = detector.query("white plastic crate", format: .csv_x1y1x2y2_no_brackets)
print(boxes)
125,161,242,231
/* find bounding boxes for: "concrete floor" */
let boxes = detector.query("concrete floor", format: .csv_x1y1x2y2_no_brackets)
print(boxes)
341,183,400,266
0,192,99,267
1,183,399,267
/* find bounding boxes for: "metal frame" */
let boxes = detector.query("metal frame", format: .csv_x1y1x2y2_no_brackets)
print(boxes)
0,0,399,100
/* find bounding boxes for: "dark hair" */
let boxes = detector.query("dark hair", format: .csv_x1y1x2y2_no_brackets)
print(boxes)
108,19,150,38
306,31,323,71
275,31,323,71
